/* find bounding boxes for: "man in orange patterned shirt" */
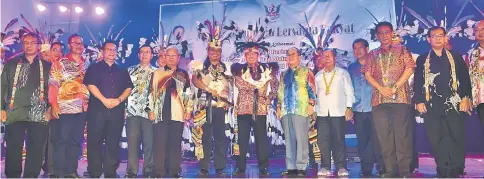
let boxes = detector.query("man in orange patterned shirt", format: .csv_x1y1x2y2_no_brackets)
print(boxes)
362,21,416,178
48,34,90,178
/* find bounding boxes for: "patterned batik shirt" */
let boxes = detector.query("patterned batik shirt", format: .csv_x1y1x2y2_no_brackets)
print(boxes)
1,55,51,124
126,64,157,118
147,66,193,123
362,45,416,106
466,46,484,107
231,62,279,116
48,54,90,114
277,66,316,118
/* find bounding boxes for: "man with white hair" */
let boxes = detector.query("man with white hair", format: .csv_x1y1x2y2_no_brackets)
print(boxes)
147,46,192,178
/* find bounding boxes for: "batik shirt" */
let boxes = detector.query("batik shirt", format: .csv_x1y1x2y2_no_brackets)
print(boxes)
48,54,90,114
466,46,484,107
362,45,416,106
1,55,51,124
277,66,316,118
147,66,193,123
413,50,471,113
126,64,157,118
231,62,279,116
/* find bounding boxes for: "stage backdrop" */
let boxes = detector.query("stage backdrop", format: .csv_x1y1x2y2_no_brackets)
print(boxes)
159,0,396,70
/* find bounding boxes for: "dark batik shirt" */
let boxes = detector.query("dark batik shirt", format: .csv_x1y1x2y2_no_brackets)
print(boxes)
1,54,51,124
83,60,134,116
126,64,157,118
413,49,472,114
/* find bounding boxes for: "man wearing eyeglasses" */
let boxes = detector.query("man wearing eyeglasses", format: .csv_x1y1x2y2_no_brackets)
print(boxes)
41,41,65,177
413,26,471,178
48,34,90,178
463,20,484,177
124,44,157,178
1,32,52,178
362,21,416,178
83,40,133,178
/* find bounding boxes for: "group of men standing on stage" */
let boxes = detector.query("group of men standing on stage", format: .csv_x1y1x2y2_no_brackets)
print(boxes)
1,19,484,179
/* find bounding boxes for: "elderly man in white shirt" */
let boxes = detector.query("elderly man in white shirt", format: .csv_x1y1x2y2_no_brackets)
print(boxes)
315,49,355,177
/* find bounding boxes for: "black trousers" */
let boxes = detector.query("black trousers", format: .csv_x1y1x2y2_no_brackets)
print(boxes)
478,104,484,125
5,121,49,178
199,107,227,170
42,121,54,175
86,111,125,178
354,112,384,173
153,120,183,176
423,110,465,177
372,103,413,176
411,110,419,171
317,116,347,169
236,115,269,171
53,113,86,176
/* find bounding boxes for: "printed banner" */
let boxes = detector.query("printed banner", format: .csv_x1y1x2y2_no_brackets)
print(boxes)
159,0,397,70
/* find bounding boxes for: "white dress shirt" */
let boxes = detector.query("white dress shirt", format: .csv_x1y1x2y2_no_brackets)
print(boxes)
315,67,355,117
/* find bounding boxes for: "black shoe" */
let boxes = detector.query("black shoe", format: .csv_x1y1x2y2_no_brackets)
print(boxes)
296,170,306,177
105,174,119,178
361,172,373,177
400,173,412,178
171,173,182,178
259,168,269,176
198,169,209,176
216,169,226,177
83,171,91,177
152,174,164,178
64,173,82,178
380,173,396,178
125,174,137,178
233,169,245,176
280,170,296,176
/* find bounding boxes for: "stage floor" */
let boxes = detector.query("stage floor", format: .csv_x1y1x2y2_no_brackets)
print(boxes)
1,154,484,178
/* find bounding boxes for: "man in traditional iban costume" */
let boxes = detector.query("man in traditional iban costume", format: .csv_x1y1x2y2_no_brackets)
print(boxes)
190,17,234,177
229,21,278,176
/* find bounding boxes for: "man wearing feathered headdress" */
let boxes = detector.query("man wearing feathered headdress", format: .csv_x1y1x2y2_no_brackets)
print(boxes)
230,21,278,177
190,16,234,177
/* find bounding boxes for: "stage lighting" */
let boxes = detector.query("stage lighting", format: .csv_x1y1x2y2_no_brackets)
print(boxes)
75,6,83,13
95,6,105,15
59,5,68,12
37,4,46,12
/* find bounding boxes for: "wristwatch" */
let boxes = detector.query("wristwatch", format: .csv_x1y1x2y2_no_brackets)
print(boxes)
346,107,352,110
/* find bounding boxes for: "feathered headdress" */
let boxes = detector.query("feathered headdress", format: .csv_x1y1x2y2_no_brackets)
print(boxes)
139,21,169,56
84,20,133,64
19,14,64,52
234,18,272,54
196,3,238,50
1,18,20,63
386,1,477,42
139,21,190,58
299,13,341,54
1,18,19,52
299,13,344,64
